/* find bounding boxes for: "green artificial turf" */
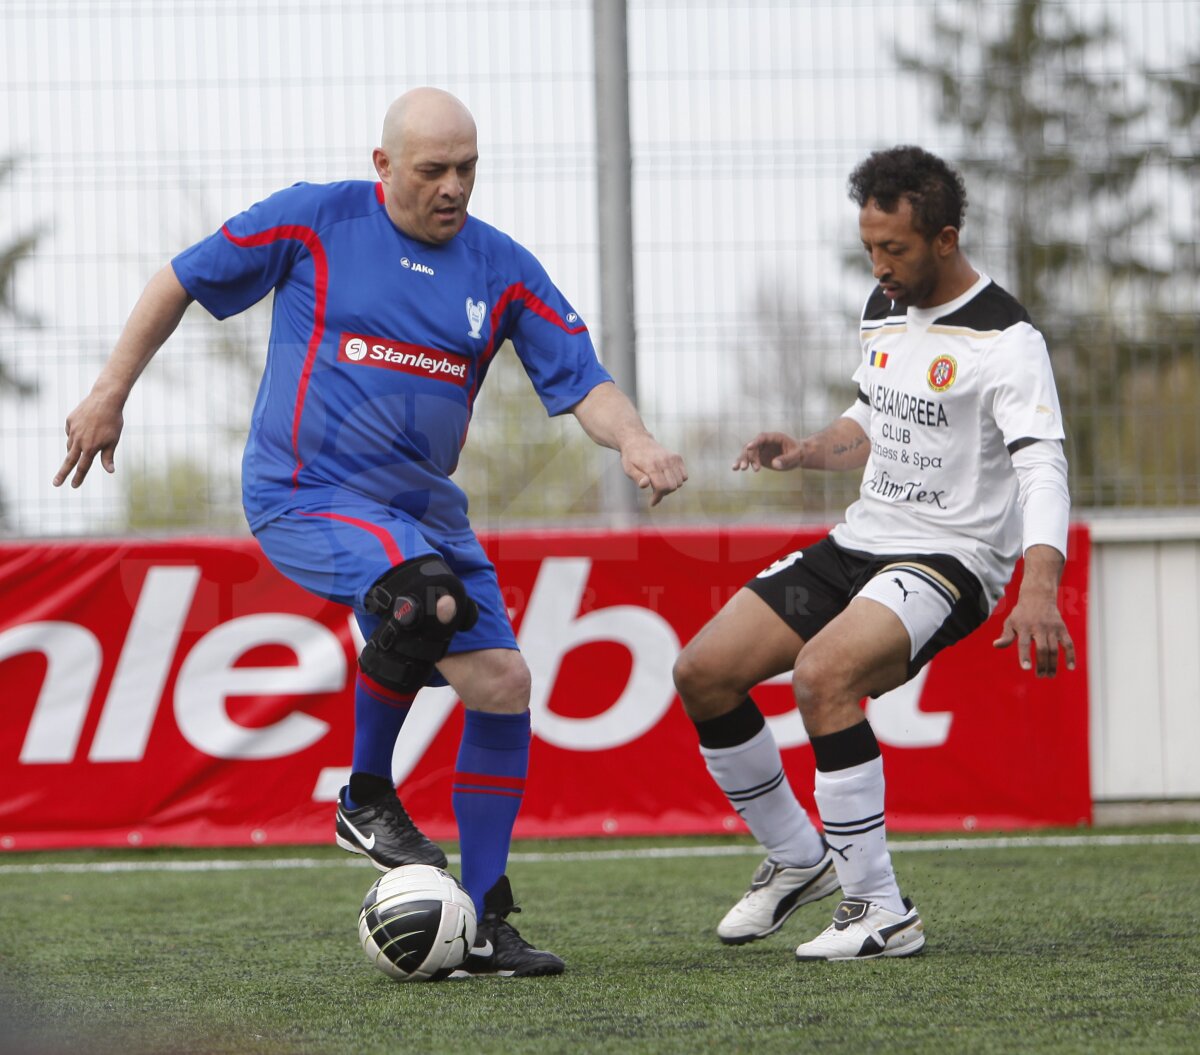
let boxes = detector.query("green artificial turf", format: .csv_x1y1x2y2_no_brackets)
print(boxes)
1,830,1197,1054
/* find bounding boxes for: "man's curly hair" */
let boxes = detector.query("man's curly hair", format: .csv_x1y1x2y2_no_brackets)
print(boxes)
848,146,967,240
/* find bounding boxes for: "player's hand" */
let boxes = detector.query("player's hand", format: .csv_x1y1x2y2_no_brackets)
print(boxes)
992,594,1076,677
53,392,125,489
733,432,803,472
620,437,687,507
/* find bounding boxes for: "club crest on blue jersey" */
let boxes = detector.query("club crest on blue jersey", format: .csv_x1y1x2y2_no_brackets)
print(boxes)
466,298,487,339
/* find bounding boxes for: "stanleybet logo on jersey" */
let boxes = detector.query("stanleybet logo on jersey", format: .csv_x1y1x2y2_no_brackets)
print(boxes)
337,332,469,386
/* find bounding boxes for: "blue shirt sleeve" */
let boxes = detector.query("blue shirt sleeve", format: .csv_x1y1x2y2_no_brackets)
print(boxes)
171,183,315,321
502,241,612,415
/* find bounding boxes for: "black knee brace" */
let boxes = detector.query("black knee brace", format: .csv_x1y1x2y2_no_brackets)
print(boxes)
358,555,480,694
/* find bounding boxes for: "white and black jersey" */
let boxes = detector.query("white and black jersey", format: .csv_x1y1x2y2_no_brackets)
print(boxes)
833,273,1066,607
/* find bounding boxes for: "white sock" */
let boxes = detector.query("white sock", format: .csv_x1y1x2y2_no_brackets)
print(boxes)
814,756,905,915
700,725,826,868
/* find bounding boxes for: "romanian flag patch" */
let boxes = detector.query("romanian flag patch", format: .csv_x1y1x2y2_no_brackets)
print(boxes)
869,348,889,368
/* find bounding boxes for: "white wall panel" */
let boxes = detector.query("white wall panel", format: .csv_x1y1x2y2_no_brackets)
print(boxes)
1089,519,1200,800
1090,542,1165,797
1156,544,1200,796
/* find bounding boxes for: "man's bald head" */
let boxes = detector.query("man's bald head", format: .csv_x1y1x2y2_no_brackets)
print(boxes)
373,88,479,245
381,87,476,156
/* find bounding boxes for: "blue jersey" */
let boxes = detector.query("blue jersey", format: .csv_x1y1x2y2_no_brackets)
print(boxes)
172,180,611,538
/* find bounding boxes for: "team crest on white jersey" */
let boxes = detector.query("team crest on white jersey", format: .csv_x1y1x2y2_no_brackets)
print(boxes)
927,354,957,392
466,298,487,339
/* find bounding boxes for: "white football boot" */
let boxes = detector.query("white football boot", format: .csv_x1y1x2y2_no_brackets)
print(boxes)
794,896,925,961
717,852,841,945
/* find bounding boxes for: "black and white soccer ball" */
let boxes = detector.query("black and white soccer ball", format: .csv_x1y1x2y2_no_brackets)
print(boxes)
358,864,477,982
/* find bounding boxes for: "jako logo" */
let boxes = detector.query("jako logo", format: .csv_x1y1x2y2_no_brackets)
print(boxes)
344,338,368,361
399,257,435,276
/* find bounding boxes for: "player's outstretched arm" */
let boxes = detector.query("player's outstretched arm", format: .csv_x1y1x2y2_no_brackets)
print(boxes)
570,381,687,506
734,417,870,473
53,265,193,489
993,544,1076,677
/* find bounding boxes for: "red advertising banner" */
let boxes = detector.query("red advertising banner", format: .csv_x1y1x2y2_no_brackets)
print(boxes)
0,527,1091,851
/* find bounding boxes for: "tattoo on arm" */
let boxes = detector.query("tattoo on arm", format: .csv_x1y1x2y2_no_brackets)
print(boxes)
831,437,865,456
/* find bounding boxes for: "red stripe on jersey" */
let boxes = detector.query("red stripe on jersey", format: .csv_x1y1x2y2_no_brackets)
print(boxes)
221,223,329,489
462,282,590,436
375,182,385,204
509,283,589,336
295,510,404,565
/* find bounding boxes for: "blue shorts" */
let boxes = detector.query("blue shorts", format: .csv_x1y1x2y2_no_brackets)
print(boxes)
254,500,518,684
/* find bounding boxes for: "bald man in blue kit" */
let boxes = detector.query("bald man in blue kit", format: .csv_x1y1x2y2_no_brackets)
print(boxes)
56,86,687,977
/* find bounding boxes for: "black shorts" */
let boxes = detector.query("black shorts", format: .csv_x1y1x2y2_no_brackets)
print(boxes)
745,536,990,679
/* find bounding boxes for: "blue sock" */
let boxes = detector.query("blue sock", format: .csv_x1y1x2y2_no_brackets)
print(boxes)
453,710,530,914
346,671,413,809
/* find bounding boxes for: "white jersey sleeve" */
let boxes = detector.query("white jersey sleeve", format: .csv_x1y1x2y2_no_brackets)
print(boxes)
841,393,872,432
980,323,1066,450
840,338,874,431
1011,440,1071,558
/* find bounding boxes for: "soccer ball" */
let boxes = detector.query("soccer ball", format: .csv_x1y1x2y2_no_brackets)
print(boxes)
358,864,477,982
